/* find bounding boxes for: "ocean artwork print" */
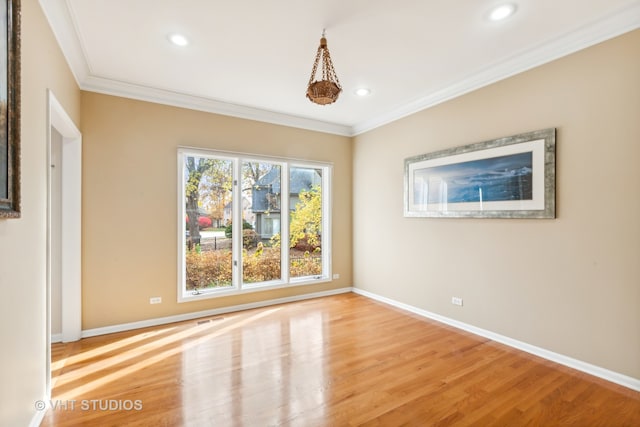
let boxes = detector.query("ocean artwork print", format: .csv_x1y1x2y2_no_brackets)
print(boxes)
413,151,533,204
404,128,555,218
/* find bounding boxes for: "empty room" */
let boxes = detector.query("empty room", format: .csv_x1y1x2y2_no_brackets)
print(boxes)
1,1,639,426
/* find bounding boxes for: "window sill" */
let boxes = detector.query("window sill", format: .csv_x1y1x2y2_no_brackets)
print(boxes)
178,276,331,303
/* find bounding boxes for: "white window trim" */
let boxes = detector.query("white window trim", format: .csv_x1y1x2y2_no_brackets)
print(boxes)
177,147,332,303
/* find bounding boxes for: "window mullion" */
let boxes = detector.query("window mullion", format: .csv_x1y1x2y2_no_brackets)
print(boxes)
232,157,242,290
281,163,290,284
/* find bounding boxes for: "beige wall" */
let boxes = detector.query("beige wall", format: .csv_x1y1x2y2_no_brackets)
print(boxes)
0,0,81,425
80,92,352,329
353,30,640,379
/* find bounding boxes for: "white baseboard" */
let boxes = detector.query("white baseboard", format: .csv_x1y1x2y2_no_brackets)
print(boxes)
82,287,353,338
352,288,640,392
29,395,47,427
51,333,63,344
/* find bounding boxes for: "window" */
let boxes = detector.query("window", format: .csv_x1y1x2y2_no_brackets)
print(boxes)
178,148,331,301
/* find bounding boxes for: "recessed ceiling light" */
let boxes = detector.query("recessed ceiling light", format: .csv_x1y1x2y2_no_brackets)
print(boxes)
488,3,517,21
168,33,189,47
355,88,371,97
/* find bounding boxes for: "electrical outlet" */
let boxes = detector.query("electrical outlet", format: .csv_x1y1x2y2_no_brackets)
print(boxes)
451,297,463,306
149,297,162,304
332,273,340,279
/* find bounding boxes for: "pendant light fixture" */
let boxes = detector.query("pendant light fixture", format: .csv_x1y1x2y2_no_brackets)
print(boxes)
306,30,342,105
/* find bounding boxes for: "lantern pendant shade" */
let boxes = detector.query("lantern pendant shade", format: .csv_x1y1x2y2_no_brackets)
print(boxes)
306,33,342,105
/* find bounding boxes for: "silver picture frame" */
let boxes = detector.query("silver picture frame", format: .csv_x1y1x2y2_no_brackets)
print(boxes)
404,128,556,219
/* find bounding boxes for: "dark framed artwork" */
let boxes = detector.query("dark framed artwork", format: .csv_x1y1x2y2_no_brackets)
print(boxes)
0,0,20,218
404,128,556,219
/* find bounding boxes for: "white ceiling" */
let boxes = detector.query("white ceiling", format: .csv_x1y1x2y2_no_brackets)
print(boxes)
41,0,640,136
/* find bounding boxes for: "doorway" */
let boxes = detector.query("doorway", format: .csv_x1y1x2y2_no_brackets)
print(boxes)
46,90,82,395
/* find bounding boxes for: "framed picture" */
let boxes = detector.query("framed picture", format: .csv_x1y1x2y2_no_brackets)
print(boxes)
0,0,20,218
404,128,555,219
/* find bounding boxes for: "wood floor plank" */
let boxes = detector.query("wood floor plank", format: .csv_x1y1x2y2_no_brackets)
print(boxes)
41,293,640,426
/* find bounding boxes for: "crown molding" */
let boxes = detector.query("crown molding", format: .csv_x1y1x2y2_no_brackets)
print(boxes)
39,0,90,84
351,2,640,135
81,76,353,136
41,0,639,137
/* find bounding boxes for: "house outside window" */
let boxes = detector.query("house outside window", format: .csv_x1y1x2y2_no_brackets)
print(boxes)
252,167,321,238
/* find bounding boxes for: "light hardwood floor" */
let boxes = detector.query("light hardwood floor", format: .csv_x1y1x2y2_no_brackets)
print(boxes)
42,293,640,426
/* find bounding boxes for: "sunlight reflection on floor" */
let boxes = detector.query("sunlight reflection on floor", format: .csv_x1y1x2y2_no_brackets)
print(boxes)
54,308,283,401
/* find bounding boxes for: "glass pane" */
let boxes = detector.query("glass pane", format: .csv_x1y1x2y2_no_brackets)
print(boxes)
184,156,233,291
242,161,282,284
289,167,323,278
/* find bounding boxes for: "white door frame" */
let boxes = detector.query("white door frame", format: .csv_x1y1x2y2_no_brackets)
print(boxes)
46,90,82,395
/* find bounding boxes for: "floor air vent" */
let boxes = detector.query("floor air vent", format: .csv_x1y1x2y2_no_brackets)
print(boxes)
197,317,224,325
